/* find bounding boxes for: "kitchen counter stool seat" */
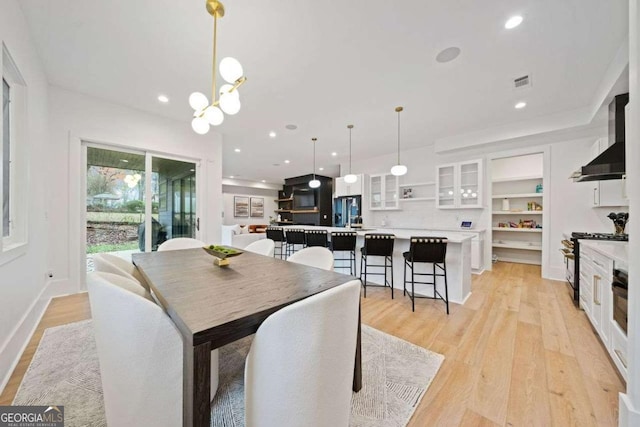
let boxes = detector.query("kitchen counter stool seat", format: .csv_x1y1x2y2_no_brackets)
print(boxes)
359,233,395,298
403,237,449,313
331,231,357,276
266,227,286,259
285,229,306,258
305,229,329,247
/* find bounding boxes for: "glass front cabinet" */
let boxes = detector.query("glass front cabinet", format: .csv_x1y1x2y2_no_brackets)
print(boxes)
436,159,483,209
369,173,399,210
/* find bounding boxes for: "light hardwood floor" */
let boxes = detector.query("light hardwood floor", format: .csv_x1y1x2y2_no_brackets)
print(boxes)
0,262,625,426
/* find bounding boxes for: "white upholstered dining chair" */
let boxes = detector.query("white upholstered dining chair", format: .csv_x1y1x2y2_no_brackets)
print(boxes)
157,237,207,252
92,252,149,290
244,238,275,257
87,272,219,427
244,279,361,427
286,246,334,270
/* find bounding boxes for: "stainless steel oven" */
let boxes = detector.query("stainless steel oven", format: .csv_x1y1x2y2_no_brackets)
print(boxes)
560,239,576,301
612,265,628,334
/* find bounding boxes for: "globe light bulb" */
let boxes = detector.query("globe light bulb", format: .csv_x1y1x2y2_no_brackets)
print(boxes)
191,117,210,135
219,57,244,83
390,164,408,176
204,106,224,126
309,179,321,188
189,92,209,111
220,94,241,115
344,174,358,184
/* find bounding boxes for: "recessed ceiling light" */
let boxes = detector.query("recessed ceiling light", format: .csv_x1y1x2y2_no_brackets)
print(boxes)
269,131,276,138
157,94,169,103
285,124,298,130
120,159,129,163
229,175,234,178
261,180,266,183
234,148,241,153
515,101,527,109
319,167,324,171
331,152,337,157
505,15,523,29
284,160,290,164
436,47,461,63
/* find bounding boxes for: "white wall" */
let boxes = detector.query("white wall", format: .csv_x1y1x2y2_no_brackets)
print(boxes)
343,124,625,280
222,185,277,225
0,0,50,392
46,87,223,296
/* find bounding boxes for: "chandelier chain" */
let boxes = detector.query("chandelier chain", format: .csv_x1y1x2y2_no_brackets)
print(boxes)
212,13,218,103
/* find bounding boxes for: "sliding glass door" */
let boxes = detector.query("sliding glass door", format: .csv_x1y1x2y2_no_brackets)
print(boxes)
84,144,198,271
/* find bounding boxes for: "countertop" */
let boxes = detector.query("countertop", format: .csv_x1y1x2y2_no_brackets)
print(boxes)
280,225,474,243
579,240,628,265
369,225,486,233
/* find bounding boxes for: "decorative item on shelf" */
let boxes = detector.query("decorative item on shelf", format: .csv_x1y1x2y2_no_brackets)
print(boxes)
390,106,408,176
519,219,537,229
535,183,543,193
277,214,282,222
189,0,248,134
502,198,510,211
402,188,413,199
269,216,276,225
527,201,542,211
344,125,358,184
309,138,321,188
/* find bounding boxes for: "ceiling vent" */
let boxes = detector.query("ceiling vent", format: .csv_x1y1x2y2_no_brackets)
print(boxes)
513,74,532,90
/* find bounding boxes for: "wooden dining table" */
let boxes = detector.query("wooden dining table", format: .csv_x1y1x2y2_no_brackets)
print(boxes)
132,248,362,427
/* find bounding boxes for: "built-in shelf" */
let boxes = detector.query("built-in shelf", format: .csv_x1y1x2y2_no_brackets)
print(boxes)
277,220,293,224
493,211,544,215
492,193,542,199
292,209,319,214
399,197,436,202
492,242,542,251
399,181,435,188
492,227,542,233
492,175,543,183
274,209,292,213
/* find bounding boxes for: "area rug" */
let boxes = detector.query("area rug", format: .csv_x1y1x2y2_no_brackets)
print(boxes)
13,320,443,427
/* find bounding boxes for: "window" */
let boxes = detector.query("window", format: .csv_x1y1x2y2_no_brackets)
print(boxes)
2,78,9,237
1,43,27,256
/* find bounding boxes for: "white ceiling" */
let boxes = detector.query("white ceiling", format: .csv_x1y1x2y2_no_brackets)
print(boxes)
19,0,628,184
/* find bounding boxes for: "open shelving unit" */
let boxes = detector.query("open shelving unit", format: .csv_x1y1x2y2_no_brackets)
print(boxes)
492,174,544,266
398,181,436,202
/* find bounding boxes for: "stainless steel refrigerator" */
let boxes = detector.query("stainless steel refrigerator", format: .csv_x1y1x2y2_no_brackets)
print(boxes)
333,196,361,227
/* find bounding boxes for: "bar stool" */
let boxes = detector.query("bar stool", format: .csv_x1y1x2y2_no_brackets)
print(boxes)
330,231,357,276
265,227,286,259
305,230,328,247
285,229,306,258
359,233,395,298
403,237,449,313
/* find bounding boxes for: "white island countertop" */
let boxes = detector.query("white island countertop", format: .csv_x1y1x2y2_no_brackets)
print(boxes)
579,240,628,265
281,225,475,243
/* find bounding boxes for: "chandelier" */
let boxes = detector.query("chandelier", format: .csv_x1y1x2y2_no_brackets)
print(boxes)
189,0,247,134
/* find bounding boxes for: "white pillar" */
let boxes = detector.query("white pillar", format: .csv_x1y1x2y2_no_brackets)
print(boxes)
620,1,640,425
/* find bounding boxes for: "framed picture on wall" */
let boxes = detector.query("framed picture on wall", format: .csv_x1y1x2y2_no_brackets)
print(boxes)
234,196,249,217
250,197,264,218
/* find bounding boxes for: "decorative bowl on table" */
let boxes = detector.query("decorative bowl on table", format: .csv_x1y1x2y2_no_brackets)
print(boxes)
202,245,243,266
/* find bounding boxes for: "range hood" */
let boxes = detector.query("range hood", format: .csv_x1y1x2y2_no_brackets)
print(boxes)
572,93,629,182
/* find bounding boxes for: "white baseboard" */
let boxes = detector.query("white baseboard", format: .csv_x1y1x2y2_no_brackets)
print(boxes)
620,393,640,427
0,277,77,396
544,266,566,282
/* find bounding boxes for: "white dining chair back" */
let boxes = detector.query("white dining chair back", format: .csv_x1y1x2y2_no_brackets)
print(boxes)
157,237,207,252
245,279,361,427
244,239,275,257
92,252,149,291
286,246,334,270
87,272,219,427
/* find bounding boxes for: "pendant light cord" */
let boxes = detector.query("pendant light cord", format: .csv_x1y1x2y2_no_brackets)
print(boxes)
349,127,352,174
212,13,218,103
397,110,401,165
313,138,316,179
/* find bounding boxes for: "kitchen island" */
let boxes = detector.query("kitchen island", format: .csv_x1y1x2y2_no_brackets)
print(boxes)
281,226,473,304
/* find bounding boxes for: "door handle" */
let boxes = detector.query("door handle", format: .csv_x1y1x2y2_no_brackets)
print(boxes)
196,217,200,231
593,275,601,305
593,187,598,205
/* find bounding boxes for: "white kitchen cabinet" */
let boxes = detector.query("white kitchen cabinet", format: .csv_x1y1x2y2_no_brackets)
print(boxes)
590,178,628,207
334,175,364,197
369,174,399,210
436,159,483,209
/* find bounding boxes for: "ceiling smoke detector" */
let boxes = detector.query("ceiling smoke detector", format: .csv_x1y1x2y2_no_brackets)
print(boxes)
285,124,298,130
513,74,532,90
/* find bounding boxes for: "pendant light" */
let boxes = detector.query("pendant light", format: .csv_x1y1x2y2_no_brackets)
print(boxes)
309,138,321,188
189,0,247,134
390,106,408,176
344,125,358,184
